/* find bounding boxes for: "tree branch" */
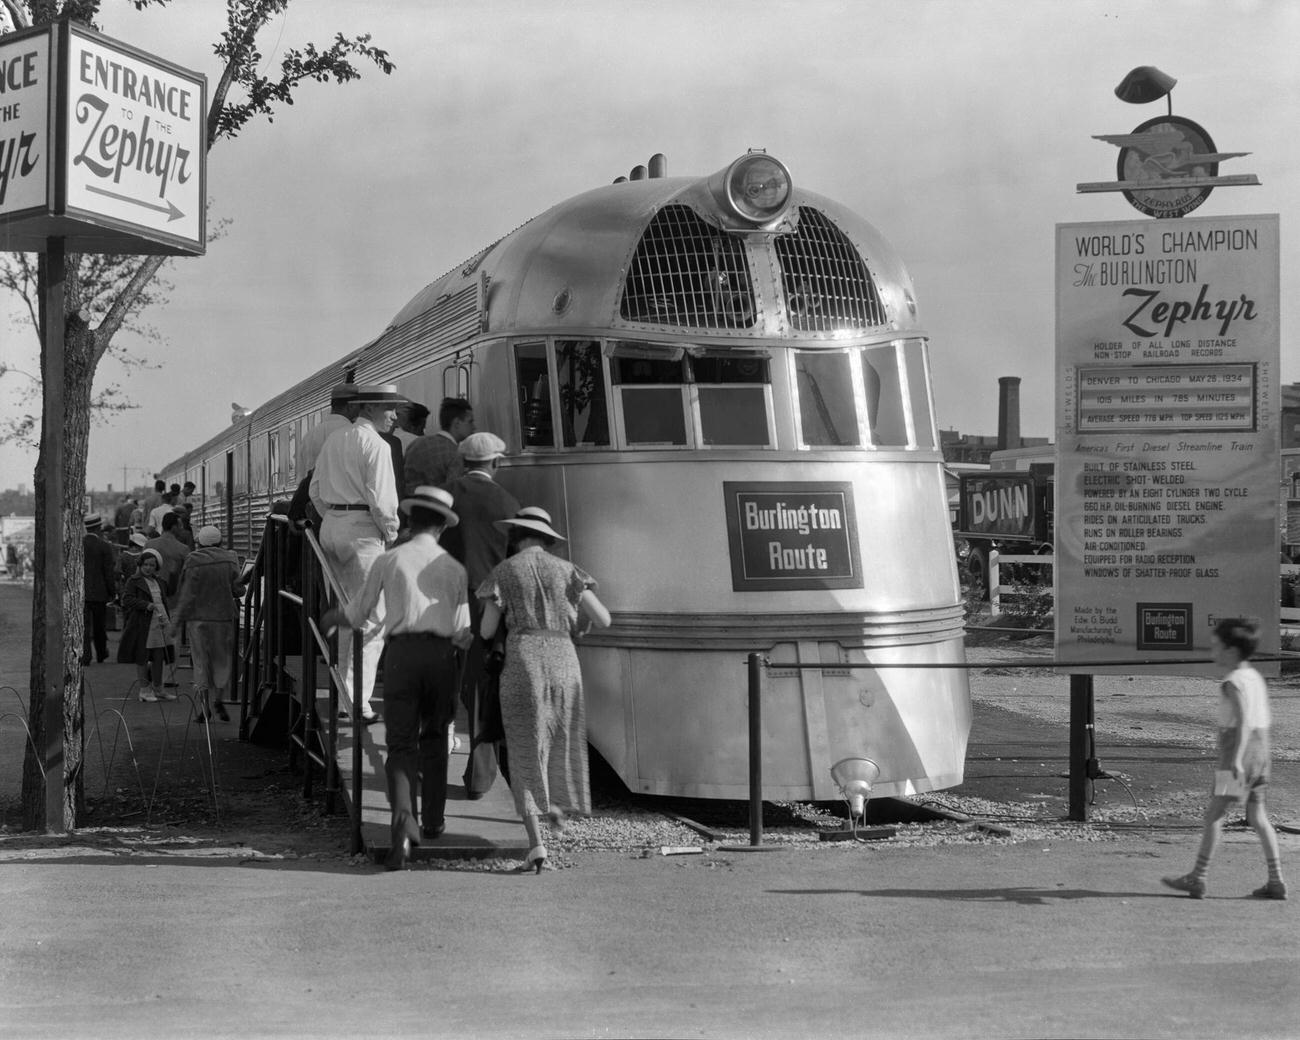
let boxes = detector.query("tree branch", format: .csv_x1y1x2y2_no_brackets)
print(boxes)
94,254,166,359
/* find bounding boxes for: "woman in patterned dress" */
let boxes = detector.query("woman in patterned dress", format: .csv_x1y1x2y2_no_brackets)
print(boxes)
477,507,611,873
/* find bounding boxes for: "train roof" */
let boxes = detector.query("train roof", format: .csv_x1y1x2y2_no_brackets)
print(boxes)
161,152,922,473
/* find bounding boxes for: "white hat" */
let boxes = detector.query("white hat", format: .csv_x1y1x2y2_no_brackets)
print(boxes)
494,506,565,542
399,486,459,527
197,525,222,546
350,383,407,406
458,431,507,462
129,532,149,548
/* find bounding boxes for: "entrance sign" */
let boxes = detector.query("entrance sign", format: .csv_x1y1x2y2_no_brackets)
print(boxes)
0,20,205,255
0,27,50,218
723,481,862,591
1055,214,1280,674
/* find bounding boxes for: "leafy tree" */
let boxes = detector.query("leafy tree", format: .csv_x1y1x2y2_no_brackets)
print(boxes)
0,0,393,830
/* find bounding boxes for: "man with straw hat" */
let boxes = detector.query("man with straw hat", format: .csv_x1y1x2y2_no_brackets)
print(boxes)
310,382,407,724
323,485,472,870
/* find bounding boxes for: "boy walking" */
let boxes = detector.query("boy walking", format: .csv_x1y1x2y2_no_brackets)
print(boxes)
1162,617,1287,900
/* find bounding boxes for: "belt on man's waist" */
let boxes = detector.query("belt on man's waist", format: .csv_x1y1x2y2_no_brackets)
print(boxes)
510,628,570,639
327,503,369,511
388,631,453,642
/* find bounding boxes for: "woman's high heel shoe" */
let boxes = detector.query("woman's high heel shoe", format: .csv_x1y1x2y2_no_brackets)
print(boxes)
514,845,550,874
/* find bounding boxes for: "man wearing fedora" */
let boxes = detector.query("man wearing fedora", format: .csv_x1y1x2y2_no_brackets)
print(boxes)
82,514,117,665
442,431,520,796
323,486,472,870
310,382,407,724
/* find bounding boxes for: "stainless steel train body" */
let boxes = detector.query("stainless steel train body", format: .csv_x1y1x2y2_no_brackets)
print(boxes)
162,152,971,800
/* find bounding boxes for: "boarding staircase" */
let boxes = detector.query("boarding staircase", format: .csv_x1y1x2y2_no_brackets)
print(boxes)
233,512,366,853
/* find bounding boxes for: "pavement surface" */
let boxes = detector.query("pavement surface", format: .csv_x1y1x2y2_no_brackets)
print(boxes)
1,578,1298,1040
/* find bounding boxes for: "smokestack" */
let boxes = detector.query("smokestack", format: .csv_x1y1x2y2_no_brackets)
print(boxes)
997,376,1021,451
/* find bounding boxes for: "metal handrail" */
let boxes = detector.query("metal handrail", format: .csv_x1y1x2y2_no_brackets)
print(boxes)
240,513,364,854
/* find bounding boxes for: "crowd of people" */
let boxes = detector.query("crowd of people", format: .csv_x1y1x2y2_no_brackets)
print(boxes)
310,383,610,872
81,478,245,717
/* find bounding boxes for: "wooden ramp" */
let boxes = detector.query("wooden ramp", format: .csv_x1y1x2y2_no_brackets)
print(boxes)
331,696,530,864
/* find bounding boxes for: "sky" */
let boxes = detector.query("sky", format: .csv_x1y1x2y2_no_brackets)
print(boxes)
2,0,1297,493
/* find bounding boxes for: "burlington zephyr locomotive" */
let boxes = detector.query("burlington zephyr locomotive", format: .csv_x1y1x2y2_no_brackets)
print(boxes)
162,151,971,800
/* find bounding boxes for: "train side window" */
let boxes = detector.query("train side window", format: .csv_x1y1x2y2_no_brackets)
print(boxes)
515,342,554,448
690,353,772,447
904,338,936,448
556,340,610,447
794,350,860,446
609,347,689,447
861,343,909,447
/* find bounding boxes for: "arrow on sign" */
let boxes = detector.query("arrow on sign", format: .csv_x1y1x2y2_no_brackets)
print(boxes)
85,184,185,222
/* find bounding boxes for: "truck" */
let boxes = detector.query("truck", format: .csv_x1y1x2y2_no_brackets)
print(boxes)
954,464,1054,596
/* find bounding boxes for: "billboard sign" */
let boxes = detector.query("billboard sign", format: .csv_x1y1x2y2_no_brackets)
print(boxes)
1055,214,1280,674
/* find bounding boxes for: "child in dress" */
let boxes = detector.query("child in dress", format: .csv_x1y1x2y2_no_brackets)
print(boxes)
116,549,178,703
1162,617,1287,900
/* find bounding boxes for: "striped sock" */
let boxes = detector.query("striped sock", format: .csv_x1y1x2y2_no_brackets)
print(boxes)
1191,852,1212,881
1266,854,1283,885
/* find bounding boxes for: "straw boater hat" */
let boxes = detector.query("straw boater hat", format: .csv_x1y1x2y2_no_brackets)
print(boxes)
458,432,507,462
494,506,565,542
349,383,407,406
197,525,222,546
329,382,358,404
83,514,103,530
399,486,459,527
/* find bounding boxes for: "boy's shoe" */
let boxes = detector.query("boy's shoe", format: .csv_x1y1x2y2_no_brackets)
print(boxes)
1161,873,1206,899
138,686,159,703
155,688,178,702
1251,880,1288,900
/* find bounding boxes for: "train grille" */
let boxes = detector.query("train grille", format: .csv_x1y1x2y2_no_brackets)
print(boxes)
776,207,886,331
620,205,757,329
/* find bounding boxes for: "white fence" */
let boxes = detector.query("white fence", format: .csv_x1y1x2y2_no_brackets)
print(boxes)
987,551,1053,616
989,553,1300,627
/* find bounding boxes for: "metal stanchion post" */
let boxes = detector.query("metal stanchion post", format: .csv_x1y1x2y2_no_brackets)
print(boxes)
719,653,783,852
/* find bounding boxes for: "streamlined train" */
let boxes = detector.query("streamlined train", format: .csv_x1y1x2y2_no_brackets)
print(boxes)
161,151,971,800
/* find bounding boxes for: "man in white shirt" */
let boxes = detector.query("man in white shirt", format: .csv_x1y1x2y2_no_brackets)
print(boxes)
309,383,406,723
322,486,471,870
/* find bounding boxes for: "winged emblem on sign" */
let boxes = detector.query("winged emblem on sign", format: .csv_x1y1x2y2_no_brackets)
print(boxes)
1093,130,1249,182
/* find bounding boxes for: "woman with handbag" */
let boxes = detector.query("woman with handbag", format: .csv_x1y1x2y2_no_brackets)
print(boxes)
477,507,610,874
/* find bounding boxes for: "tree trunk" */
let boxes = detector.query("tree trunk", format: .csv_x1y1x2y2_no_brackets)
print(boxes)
20,311,96,830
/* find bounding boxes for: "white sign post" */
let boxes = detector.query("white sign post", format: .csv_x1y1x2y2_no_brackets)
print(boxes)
1055,213,1281,676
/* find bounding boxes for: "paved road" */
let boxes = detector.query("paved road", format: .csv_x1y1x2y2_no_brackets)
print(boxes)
2,579,1296,1039
2,835,1296,1039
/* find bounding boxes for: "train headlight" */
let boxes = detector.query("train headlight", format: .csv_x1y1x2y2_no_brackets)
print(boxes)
707,152,794,229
